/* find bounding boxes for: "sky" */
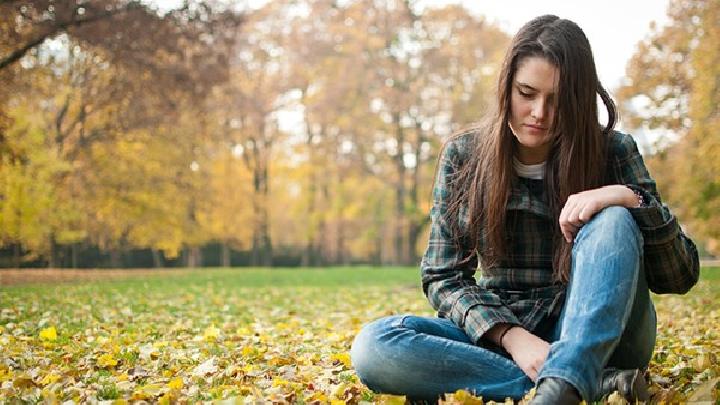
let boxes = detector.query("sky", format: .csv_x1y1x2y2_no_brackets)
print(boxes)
437,0,671,91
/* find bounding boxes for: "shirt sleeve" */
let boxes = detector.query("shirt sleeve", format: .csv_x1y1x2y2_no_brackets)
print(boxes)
611,132,700,294
421,136,520,345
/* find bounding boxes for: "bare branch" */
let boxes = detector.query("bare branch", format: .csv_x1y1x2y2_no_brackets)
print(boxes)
0,6,129,71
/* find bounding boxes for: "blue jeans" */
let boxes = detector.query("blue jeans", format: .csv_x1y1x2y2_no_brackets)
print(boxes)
350,207,657,402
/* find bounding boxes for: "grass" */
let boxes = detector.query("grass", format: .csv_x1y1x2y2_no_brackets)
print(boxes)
0,266,718,403
700,266,720,282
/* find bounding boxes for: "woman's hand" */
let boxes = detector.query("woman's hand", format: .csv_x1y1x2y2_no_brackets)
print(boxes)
502,327,550,382
559,185,637,243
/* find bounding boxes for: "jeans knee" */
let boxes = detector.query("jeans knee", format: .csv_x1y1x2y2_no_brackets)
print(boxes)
576,206,641,248
350,315,405,385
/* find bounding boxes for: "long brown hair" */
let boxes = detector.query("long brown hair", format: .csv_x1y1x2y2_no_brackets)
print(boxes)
444,15,617,283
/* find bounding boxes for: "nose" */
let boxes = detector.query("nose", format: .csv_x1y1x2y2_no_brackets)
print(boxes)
531,99,547,121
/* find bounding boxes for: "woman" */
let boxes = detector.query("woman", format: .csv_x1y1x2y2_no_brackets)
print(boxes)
350,15,699,404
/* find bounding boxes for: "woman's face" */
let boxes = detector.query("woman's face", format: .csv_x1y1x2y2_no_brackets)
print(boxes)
509,56,559,164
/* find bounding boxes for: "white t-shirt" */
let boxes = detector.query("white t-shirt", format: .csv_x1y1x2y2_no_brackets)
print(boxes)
513,157,545,180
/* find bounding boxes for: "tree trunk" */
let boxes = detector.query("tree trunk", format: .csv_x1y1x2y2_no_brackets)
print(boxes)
109,249,122,268
48,234,58,268
13,242,21,269
221,242,231,267
71,243,79,269
152,249,164,268
250,144,273,266
393,113,407,264
186,246,202,268
407,122,426,265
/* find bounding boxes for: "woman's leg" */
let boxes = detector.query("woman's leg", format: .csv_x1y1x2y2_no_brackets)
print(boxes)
538,206,657,401
350,315,534,402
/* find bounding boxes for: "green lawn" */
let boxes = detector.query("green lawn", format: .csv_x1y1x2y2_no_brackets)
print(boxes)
0,267,718,403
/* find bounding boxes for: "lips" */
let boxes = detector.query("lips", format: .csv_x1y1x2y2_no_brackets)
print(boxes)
523,124,548,135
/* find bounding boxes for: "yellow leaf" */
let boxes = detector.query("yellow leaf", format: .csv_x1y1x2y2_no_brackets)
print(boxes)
331,400,346,405
204,325,220,341
687,377,720,402
236,327,252,336
97,353,118,368
39,326,57,341
131,391,150,401
307,392,328,402
241,346,254,357
450,389,484,404
40,373,60,385
168,377,183,390
330,352,352,368
375,394,406,405
605,391,625,405
692,353,712,372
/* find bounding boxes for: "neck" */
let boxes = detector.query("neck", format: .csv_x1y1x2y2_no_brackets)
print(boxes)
515,144,550,165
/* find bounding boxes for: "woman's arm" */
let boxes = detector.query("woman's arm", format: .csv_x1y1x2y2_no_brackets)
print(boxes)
611,132,699,294
421,136,521,345
557,132,699,294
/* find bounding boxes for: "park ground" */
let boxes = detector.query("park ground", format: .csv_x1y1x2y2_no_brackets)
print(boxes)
0,267,718,403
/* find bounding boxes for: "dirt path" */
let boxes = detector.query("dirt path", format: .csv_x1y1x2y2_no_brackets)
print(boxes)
0,268,194,286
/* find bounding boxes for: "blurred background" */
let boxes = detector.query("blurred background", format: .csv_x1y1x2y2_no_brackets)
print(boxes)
0,0,717,269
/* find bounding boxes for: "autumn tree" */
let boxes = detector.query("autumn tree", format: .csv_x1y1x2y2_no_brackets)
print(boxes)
0,0,243,267
618,0,719,255
1,0,515,267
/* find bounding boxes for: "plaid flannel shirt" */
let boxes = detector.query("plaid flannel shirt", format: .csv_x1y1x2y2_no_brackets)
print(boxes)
421,130,700,346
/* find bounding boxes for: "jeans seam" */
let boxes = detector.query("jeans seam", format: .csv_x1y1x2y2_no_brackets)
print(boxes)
391,314,411,329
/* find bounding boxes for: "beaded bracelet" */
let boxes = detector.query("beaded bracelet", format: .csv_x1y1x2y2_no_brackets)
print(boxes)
632,189,645,208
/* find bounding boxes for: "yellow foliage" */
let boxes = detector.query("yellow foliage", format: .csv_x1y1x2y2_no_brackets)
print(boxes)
168,377,184,390
241,346,254,357
39,326,57,341
40,373,60,385
330,352,352,368
97,353,118,368
203,324,220,341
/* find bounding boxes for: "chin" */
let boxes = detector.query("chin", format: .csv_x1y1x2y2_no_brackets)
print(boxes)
517,135,549,149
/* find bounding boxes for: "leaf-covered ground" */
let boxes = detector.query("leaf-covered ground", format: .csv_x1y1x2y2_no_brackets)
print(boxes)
0,267,718,403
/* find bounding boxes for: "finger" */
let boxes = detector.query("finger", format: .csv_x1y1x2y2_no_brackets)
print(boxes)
559,209,572,242
560,221,578,243
567,200,586,226
559,222,571,243
578,200,600,222
559,196,576,223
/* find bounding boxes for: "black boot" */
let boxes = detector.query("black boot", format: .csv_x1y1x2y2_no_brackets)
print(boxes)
530,377,582,405
600,368,649,402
